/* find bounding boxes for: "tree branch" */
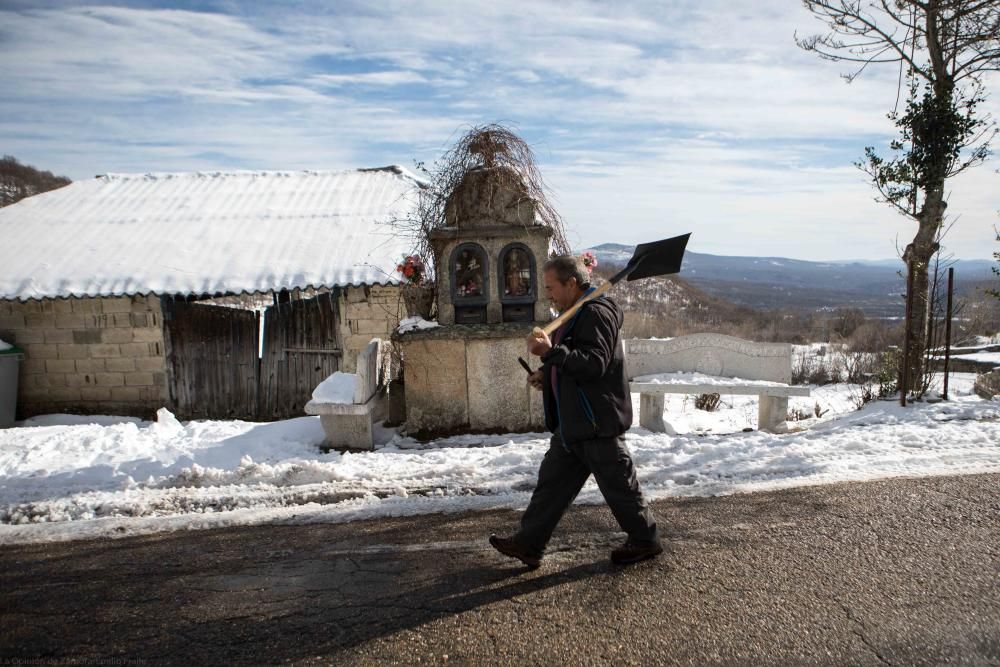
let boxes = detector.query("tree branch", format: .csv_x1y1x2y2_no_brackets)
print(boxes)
802,0,933,81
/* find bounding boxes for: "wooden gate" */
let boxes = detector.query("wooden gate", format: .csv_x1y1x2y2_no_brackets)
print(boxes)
259,292,342,419
162,299,260,421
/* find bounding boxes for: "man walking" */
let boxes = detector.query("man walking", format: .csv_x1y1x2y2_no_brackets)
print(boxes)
490,255,662,568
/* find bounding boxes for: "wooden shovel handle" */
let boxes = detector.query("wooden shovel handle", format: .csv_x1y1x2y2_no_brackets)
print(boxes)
532,281,614,339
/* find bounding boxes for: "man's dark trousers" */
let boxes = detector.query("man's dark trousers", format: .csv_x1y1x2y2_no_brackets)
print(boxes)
515,434,659,557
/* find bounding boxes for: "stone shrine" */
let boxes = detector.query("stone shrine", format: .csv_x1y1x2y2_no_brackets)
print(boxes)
393,166,552,436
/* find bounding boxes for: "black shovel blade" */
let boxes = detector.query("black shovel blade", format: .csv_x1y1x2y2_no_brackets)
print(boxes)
625,233,691,281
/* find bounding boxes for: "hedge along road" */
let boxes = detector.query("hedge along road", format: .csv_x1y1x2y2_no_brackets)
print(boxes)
2,472,998,666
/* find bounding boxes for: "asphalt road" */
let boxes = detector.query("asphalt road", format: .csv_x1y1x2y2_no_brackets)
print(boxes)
2,473,999,666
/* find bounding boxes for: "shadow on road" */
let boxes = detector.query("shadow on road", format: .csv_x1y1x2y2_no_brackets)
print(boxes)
2,511,624,663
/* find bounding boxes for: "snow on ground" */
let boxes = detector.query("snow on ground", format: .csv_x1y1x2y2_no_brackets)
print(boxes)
950,351,1000,367
0,373,997,545
791,343,851,375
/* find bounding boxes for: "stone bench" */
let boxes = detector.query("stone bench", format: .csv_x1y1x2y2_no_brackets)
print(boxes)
625,334,810,433
304,338,387,450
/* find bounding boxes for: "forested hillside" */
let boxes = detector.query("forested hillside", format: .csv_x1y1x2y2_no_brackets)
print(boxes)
0,155,71,207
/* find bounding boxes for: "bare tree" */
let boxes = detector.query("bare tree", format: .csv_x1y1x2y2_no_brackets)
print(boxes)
389,124,570,279
797,0,1000,391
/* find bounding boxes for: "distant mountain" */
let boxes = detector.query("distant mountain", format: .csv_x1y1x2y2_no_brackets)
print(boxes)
582,243,996,316
848,257,995,271
587,263,757,339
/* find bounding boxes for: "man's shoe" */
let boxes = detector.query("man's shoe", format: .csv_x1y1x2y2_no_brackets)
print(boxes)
489,534,541,569
611,539,664,565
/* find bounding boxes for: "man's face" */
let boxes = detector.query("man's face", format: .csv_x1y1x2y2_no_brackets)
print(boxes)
543,268,581,312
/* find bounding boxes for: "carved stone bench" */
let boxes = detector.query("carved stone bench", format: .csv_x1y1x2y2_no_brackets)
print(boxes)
624,334,811,433
305,338,387,450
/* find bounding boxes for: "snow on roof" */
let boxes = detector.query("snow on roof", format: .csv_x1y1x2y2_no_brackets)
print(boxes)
0,166,424,300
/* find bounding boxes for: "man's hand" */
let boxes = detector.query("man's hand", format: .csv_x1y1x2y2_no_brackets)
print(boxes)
527,370,544,391
526,331,552,357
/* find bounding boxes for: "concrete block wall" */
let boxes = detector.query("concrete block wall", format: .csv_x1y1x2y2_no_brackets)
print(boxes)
0,295,169,419
338,285,402,373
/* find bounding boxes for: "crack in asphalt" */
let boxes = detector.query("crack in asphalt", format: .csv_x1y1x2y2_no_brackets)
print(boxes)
840,601,893,666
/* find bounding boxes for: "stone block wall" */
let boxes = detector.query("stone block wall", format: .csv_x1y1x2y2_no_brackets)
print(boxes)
0,295,169,419
338,285,402,374
395,324,545,437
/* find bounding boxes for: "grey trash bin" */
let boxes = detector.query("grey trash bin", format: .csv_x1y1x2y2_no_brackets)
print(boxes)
0,344,24,428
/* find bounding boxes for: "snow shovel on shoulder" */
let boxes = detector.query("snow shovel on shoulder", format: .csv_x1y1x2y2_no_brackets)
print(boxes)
532,232,691,339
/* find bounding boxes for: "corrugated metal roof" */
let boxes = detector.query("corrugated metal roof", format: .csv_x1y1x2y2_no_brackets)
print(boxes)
0,166,423,300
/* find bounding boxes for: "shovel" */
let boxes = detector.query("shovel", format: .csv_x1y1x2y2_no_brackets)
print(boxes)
532,232,691,339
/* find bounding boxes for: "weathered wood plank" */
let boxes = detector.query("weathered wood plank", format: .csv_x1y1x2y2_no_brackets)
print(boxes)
259,291,341,420
162,298,259,421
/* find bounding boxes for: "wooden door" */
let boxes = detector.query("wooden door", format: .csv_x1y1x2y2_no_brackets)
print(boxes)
162,299,260,421
259,292,342,419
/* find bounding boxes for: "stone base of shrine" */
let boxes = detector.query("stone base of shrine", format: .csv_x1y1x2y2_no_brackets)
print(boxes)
393,323,545,438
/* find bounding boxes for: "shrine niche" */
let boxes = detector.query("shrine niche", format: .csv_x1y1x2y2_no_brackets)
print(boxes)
449,242,489,324
429,165,552,327
498,242,536,323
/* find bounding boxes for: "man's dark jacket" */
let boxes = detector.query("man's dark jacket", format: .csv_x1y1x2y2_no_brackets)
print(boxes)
540,295,632,445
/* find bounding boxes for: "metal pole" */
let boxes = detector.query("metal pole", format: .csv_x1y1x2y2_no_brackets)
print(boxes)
901,259,914,407
943,267,954,401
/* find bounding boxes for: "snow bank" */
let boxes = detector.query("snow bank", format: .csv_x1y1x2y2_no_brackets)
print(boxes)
0,374,997,545
311,372,357,403
950,351,1000,366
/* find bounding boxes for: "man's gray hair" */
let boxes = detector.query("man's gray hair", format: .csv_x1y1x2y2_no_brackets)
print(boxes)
543,255,591,288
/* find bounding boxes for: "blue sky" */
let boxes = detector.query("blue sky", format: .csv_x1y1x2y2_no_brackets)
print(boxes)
1,0,997,260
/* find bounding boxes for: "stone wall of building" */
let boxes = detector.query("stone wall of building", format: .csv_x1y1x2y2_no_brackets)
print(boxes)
0,286,405,421
338,285,402,374
0,295,168,419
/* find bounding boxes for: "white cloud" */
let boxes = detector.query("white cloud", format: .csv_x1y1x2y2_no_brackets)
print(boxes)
0,7,280,100
311,71,429,87
0,0,997,260
546,142,999,261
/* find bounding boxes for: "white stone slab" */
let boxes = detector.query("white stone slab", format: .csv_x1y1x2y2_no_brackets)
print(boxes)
354,338,382,404
625,334,793,384
629,382,810,397
304,398,375,416
466,338,533,432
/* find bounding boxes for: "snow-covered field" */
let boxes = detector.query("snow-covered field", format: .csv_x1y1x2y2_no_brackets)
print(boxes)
0,373,997,545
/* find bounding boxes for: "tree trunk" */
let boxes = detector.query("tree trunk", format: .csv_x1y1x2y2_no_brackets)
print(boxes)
902,4,949,399
903,185,945,395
